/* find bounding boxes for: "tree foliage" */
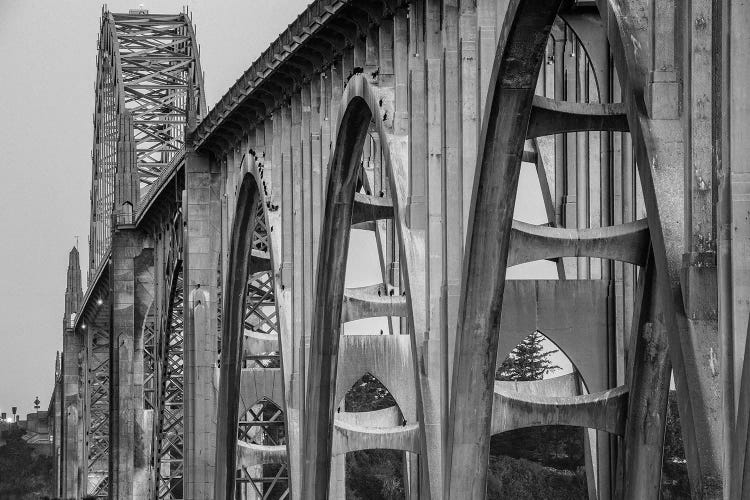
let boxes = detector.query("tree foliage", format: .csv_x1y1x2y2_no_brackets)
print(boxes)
0,427,53,499
661,390,690,499
343,374,404,499
496,331,561,382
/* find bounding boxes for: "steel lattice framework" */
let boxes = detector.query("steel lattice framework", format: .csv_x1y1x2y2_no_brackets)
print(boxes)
86,327,110,497
154,213,185,499
237,196,290,498
89,10,204,280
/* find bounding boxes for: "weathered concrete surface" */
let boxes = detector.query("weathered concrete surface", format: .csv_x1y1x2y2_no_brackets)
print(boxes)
448,2,565,498
499,280,611,393
341,285,408,322
335,335,416,423
492,383,628,435
240,368,284,411
527,95,629,138
508,218,649,267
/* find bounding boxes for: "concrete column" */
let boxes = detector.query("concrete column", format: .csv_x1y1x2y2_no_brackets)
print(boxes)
133,248,154,499
62,331,84,498
183,148,222,499
110,229,148,499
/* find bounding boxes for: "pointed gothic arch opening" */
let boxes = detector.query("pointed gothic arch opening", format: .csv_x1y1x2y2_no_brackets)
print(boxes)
337,374,407,500
490,331,589,499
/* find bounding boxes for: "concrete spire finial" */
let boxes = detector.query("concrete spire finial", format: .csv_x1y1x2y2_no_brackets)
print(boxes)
64,247,83,330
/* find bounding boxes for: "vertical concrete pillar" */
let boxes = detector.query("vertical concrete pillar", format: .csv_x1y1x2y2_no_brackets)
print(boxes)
329,453,346,499
62,246,84,499
62,331,84,499
133,248,154,499
720,1,750,497
183,148,222,499
110,229,145,499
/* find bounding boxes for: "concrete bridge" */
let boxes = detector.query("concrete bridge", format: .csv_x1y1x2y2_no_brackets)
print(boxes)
44,0,750,498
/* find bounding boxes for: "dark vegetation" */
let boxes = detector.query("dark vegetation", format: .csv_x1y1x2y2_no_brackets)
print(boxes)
489,332,587,499
661,390,690,499
345,374,406,499
489,333,690,499
0,427,53,499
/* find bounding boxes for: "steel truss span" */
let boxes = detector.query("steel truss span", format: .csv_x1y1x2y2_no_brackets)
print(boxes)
51,1,748,499
88,9,204,282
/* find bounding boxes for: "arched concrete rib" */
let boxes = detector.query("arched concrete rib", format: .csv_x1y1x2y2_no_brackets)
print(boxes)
598,0,702,496
240,368,284,413
508,218,649,267
304,74,430,497
243,331,279,358
447,2,564,498
491,383,628,436
342,284,408,322
216,159,291,500
334,335,417,423
215,170,263,500
332,421,420,456
351,192,394,225
494,372,580,398
236,441,286,469
526,95,629,138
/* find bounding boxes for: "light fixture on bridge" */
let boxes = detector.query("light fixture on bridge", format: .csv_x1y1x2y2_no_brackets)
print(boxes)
97,298,103,306
81,324,87,330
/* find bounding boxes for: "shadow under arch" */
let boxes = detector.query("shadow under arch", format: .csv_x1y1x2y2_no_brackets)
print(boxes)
215,163,287,500
303,75,427,498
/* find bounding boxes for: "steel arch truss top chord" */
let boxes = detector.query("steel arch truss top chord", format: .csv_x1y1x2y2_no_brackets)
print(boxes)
88,11,204,280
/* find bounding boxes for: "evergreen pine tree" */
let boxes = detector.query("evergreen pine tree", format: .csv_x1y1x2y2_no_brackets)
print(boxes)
496,331,561,381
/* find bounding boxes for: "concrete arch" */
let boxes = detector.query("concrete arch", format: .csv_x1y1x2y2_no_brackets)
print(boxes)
448,1,679,498
497,280,611,393
215,163,287,500
303,74,427,498
335,335,416,422
240,368,285,414
491,384,628,436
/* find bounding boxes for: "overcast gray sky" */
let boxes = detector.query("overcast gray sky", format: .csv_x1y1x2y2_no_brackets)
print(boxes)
0,0,310,417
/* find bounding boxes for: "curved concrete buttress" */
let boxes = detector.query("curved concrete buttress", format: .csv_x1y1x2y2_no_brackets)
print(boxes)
243,331,279,358
494,372,580,398
491,384,629,436
240,368,284,413
342,284,408,322
334,406,402,427
527,95,629,138
332,420,421,456
236,441,287,469
335,335,417,422
351,192,394,225
508,218,650,267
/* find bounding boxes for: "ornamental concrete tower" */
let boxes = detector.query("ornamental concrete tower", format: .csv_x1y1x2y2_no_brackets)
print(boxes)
64,246,83,329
